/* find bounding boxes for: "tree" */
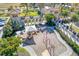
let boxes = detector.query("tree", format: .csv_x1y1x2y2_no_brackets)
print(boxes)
71,14,79,22
76,11,79,15
8,6,13,11
3,24,13,38
0,36,22,56
61,9,69,18
45,13,56,26
10,18,22,31
3,17,25,38
20,3,29,15
70,7,75,12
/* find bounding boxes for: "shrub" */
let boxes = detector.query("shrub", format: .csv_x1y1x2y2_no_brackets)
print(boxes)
62,20,69,23
27,11,38,16
3,17,25,38
3,24,13,38
0,36,22,56
61,9,69,17
71,14,79,22
45,13,56,26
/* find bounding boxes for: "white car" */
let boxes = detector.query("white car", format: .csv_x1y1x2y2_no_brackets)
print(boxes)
0,19,5,26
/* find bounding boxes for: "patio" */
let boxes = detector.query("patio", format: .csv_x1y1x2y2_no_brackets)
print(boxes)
21,29,67,56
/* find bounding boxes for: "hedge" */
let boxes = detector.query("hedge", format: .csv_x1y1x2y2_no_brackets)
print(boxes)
56,28,79,55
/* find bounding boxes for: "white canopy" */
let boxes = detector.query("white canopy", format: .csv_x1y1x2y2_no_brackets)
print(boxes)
25,25,38,33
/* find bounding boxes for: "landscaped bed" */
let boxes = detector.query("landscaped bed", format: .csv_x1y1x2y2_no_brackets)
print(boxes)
56,27,79,55
70,23,79,33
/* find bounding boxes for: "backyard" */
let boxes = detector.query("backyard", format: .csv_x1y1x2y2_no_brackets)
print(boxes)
0,3,79,56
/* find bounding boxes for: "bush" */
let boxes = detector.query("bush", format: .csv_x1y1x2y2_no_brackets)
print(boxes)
71,14,79,22
56,28,79,55
3,17,25,38
62,20,69,23
45,13,56,26
3,24,13,38
61,9,69,17
10,17,25,31
0,36,22,56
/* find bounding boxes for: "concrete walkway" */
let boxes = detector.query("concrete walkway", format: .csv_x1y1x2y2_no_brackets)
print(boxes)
20,45,37,56
23,46,37,56
54,30,73,56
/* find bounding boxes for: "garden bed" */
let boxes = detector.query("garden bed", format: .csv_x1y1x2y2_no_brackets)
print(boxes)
56,28,79,55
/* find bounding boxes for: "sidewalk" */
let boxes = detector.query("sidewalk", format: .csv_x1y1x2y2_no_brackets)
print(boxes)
23,46,37,56
54,30,73,56
20,45,37,56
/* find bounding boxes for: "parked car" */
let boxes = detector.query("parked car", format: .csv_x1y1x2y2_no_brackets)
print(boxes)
0,18,5,27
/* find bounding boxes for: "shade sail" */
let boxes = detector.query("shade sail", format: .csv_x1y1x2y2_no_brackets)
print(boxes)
25,25,38,32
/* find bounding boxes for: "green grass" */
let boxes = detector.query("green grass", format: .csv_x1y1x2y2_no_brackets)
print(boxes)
17,47,31,56
19,11,38,16
27,11,38,16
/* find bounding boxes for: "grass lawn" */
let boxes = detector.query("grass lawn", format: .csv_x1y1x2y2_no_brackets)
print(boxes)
19,11,39,17
27,11,38,16
17,47,31,56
